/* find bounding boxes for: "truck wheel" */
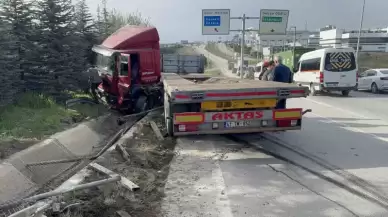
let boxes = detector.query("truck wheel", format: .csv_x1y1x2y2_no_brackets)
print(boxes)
341,90,350,96
134,95,147,113
164,92,173,137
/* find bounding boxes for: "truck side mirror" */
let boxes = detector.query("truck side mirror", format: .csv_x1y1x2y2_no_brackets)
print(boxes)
293,67,298,73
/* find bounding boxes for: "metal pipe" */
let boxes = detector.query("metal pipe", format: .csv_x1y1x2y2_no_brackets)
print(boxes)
24,176,120,203
356,0,366,62
8,201,51,217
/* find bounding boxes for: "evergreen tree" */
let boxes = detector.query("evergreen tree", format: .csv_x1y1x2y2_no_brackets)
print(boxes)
75,0,97,61
0,0,35,83
0,20,19,105
35,0,82,92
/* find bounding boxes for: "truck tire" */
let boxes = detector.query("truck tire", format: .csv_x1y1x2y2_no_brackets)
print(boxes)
134,95,147,113
164,92,173,137
341,90,350,96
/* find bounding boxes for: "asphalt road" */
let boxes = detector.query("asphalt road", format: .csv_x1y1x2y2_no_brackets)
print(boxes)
162,46,388,217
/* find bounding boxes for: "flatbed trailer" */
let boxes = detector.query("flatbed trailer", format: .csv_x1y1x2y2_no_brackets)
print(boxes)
162,73,311,136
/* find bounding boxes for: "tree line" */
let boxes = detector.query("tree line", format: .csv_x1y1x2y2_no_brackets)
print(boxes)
0,0,150,106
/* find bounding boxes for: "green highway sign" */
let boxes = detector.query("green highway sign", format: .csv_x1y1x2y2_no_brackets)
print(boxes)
262,16,283,22
259,9,289,35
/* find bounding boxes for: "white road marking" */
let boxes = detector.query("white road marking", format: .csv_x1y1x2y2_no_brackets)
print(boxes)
302,99,388,143
305,98,369,119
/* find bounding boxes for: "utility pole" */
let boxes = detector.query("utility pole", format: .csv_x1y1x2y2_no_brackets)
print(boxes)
230,14,260,78
356,0,366,62
290,26,297,68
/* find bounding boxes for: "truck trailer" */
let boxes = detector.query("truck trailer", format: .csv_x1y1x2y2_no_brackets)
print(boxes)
162,74,310,136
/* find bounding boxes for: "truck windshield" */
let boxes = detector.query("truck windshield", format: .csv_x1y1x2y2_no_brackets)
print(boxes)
94,52,112,75
324,52,356,72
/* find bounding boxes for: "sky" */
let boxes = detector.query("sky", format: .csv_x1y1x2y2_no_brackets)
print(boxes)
85,0,388,43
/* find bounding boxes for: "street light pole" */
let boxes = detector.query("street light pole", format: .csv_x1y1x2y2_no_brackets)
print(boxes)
240,14,246,79
356,0,366,62
290,26,296,68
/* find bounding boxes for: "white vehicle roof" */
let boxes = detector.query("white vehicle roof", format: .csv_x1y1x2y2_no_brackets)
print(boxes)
299,47,356,61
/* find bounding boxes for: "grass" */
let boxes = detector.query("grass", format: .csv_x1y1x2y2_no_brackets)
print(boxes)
358,53,388,70
205,68,222,76
0,92,106,141
248,59,259,65
205,43,234,62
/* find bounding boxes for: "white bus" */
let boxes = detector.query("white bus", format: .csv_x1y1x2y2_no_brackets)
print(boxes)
293,48,358,96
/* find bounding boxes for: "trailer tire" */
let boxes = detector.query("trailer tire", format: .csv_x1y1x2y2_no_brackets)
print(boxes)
164,92,173,137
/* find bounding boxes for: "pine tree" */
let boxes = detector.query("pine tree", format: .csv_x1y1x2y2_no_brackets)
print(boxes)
35,0,81,93
75,0,95,35
101,0,110,38
74,0,97,86
0,20,19,105
0,0,35,87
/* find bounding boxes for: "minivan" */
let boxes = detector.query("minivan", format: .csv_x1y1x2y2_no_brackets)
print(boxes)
293,48,358,96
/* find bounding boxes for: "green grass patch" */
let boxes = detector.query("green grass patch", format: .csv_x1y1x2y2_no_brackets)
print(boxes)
205,68,222,76
248,59,258,65
0,92,106,141
205,43,234,61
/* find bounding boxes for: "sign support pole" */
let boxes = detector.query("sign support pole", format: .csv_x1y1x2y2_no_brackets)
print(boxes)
230,15,260,78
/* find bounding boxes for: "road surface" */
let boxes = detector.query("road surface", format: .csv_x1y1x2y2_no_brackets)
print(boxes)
162,46,388,216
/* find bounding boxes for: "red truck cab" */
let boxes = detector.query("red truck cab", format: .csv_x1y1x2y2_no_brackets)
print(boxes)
90,26,162,112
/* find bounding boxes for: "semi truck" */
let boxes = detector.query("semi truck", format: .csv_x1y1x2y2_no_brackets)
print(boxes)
88,25,311,136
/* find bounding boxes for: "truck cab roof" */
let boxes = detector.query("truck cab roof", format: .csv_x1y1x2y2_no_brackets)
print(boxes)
101,25,160,50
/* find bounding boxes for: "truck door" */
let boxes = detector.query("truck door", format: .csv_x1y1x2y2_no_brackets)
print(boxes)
323,52,357,88
139,51,158,83
117,54,131,104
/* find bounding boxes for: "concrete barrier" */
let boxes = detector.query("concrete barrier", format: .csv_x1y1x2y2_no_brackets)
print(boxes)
0,113,120,204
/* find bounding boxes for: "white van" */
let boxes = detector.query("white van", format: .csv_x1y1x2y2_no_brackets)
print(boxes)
293,48,358,96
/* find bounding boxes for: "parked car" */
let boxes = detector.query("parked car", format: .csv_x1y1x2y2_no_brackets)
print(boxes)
357,68,388,93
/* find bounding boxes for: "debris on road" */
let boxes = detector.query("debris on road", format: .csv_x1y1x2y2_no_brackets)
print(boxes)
43,112,176,217
149,121,164,141
115,143,130,161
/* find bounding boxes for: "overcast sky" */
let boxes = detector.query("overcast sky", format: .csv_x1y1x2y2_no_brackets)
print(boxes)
85,0,388,43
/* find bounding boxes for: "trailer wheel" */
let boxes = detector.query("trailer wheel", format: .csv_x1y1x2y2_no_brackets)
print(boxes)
164,92,173,137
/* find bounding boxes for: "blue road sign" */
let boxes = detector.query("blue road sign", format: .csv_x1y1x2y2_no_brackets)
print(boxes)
204,16,221,26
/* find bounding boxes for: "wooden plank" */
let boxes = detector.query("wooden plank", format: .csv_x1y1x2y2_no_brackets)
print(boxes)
88,163,139,191
115,143,130,161
116,210,132,217
150,121,164,141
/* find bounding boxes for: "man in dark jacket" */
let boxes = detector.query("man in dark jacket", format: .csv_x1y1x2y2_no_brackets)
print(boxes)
273,56,292,109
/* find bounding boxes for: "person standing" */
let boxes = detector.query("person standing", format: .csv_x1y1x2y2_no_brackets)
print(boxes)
261,61,275,81
272,56,292,109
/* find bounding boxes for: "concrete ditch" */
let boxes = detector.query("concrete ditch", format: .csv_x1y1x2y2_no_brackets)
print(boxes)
0,113,121,205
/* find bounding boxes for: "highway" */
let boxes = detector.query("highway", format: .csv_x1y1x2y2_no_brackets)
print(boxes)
162,45,388,217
